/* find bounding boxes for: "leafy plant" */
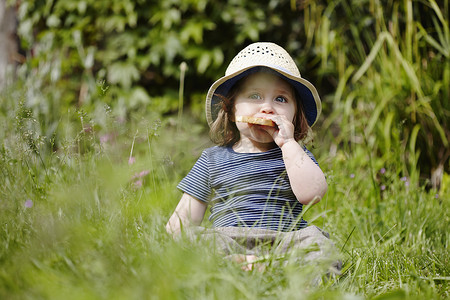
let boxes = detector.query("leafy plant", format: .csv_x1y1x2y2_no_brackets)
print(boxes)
307,0,449,188
0,76,448,300
9,0,448,186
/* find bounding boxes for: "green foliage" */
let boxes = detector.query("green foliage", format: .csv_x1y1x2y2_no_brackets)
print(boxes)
0,81,448,299
2,1,449,298
13,0,303,155
305,0,449,187
10,0,449,186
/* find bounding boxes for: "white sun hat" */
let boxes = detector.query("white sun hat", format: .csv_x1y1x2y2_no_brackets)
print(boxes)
205,42,322,127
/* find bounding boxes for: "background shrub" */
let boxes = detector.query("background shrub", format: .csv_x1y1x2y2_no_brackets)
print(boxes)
9,0,448,187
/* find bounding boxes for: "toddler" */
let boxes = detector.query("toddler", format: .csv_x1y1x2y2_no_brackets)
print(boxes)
166,42,340,273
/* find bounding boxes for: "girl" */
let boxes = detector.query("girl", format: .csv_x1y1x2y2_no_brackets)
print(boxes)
166,42,340,272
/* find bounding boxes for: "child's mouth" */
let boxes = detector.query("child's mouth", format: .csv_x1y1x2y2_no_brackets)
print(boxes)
236,116,276,127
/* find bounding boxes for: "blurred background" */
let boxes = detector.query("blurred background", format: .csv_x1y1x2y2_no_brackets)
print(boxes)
0,1,449,298
0,0,448,188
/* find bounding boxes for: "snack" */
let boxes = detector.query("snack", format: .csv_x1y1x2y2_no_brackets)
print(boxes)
236,116,276,127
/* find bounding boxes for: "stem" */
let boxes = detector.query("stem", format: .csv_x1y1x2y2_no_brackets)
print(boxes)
177,62,187,133
129,129,138,163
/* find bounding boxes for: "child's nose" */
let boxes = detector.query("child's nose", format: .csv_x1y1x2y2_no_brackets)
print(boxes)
260,101,274,114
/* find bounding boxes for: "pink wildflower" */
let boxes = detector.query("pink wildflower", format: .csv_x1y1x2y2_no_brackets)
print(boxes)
133,180,143,189
100,134,110,144
132,170,150,180
139,170,150,177
25,199,33,208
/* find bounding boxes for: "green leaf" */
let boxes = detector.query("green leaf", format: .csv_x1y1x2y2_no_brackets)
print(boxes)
128,87,151,108
46,15,61,27
197,53,211,74
107,62,139,88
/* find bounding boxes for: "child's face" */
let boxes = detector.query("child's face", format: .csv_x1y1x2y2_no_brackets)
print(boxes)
233,72,297,145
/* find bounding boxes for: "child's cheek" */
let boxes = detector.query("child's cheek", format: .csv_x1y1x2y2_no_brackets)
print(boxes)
235,122,248,132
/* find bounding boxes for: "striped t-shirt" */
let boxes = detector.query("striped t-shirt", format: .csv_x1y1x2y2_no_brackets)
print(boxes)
177,145,320,232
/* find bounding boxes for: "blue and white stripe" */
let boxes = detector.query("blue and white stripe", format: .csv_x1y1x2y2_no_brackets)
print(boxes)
177,146,319,232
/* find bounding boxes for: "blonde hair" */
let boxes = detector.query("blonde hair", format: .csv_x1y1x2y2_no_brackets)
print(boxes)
209,71,311,147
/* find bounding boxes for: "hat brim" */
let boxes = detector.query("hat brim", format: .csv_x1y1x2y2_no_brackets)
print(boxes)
205,65,321,127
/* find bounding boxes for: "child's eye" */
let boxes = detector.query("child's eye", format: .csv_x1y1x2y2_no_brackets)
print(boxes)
275,96,288,103
249,93,262,100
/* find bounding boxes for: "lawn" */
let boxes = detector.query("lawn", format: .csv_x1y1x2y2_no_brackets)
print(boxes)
0,98,448,299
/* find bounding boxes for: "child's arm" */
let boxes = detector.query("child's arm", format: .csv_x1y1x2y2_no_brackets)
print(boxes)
166,193,207,236
280,140,327,204
265,115,328,205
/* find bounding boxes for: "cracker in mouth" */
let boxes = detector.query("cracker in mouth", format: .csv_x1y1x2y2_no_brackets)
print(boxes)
236,116,276,127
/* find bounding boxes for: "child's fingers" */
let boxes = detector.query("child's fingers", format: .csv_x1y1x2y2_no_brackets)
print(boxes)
265,116,294,141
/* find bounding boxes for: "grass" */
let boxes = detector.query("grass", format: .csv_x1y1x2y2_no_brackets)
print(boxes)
0,88,448,299
0,2,448,297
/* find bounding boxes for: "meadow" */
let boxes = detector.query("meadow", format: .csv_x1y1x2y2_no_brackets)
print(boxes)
0,84,448,299
1,0,449,299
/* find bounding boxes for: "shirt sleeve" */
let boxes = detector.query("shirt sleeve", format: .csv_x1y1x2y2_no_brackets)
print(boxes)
177,150,211,203
302,146,319,167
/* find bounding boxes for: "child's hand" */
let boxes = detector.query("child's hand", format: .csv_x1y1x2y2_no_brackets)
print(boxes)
229,254,266,272
264,115,296,148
